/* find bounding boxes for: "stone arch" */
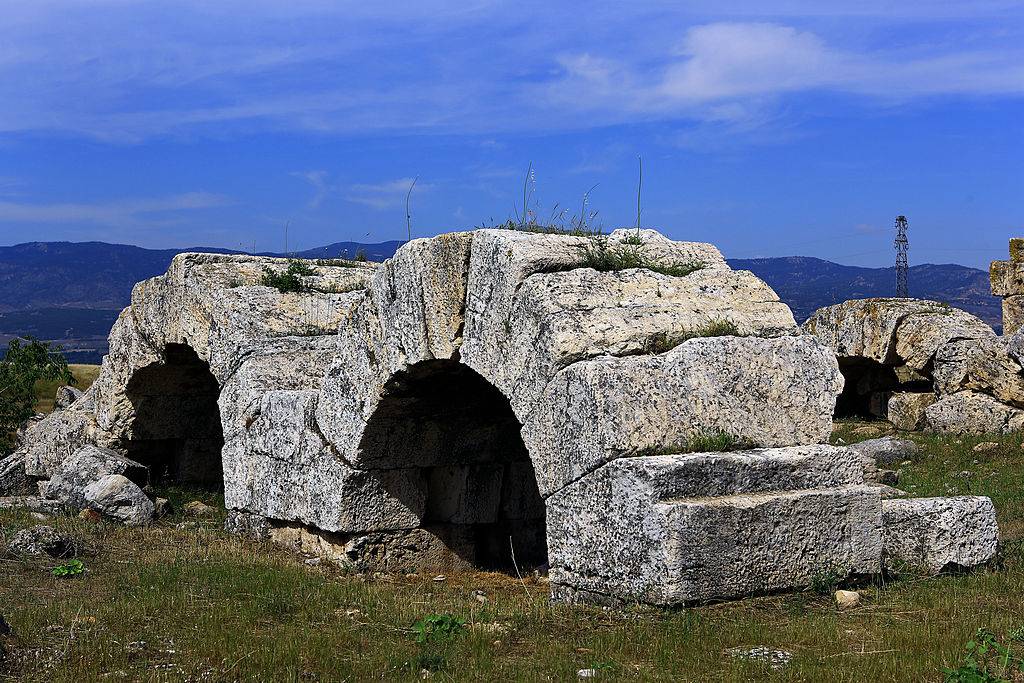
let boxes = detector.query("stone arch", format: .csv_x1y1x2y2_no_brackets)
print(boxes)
124,342,225,488
357,359,547,571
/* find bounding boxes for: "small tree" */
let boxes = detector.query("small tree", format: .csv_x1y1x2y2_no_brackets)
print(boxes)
0,337,74,454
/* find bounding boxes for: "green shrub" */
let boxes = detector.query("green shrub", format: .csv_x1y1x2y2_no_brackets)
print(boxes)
261,259,316,293
943,628,1023,682
642,319,741,354
808,564,846,596
52,559,85,578
578,237,704,277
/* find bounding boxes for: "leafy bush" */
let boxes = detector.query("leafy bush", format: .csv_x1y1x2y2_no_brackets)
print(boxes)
808,564,846,596
261,259,316,293
0,337,75,454
52,559,85,578
411,614,465,645
943,628,1023,682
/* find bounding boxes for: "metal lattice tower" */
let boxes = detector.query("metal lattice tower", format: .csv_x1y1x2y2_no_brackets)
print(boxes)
894,215,909,297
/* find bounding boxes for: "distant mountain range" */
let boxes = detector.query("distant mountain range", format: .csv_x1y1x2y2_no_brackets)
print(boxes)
0,240,1001,363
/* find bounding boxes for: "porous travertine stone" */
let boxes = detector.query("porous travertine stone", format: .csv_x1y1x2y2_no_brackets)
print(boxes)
546,445,883,605
43,445,148,511
0,453,28,496
887,392,937,431
82,474,154,526
990,259,1024,297
14,229,1001,606
6,525,75,557
1002,296,1024,336
882,497,998,572
803,298,994,372
849,437,918,468
54,386,83,411
522,335,842,495
933,337,1024,408
925,391,1024,434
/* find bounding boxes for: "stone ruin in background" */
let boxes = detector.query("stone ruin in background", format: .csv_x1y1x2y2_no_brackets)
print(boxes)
2,229,999,605
805,238,1024,435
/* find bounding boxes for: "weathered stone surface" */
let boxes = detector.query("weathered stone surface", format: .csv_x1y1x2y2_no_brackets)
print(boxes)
849,437,918,468
43,445,148,511
1009,238,1024,263
82,474,154,526
54,386,83,411
522,335,842,495
882,497,998,572
0,496,67,515
835,590,861,610
925,391,1024,434
887,392,936,431
990,260,1024,297
547,447,882,605
6,525,75,557
224,389,424,533
0,453,29,496
933,337,1024,408
803,298,994,372
1002,296,1024,335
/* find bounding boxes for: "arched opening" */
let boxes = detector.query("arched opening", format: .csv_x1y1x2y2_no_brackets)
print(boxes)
358,359,547,572
834,357,931,419
125,343,224,488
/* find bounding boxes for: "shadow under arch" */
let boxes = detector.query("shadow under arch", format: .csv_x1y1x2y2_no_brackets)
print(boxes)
358,358,547,571
125,343,224,488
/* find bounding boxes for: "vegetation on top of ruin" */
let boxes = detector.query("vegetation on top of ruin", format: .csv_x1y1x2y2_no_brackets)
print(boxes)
642,320,742,355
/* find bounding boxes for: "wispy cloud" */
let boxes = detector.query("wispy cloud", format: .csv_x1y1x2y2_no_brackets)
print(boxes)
345,178,428,210
0,5,1022,141
0,192,230,228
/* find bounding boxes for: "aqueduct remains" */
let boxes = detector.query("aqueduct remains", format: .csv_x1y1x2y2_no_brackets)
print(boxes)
13,229,999,604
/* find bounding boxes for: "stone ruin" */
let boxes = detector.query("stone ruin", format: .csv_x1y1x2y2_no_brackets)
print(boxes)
804,238,1024,434
2,229,999,605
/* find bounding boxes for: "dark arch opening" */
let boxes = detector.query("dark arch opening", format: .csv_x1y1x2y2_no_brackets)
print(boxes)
834,357,931,419
358,359,547,572
125,343,224,488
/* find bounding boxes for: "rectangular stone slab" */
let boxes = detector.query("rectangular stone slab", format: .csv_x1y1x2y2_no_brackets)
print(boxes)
546,450,883,605
882,496,998,573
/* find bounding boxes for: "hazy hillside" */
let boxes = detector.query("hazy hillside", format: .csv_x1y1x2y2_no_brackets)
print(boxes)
0,240,1001,362
728,256,999,328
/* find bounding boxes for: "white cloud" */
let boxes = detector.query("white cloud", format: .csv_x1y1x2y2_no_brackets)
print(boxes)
345,178,428,210
0,192,230,227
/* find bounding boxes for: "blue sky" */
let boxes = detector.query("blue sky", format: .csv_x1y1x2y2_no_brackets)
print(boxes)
0,1,1022,268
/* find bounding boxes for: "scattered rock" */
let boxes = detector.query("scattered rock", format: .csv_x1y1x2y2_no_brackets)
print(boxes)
852,426,880,437
577,669,599,679
82,475,155,526
44,445,149,511
153,497,173,518
726,647,793,670
432,574,446,582
471,589,488,604
53,385,84,411
973,442,999,453
7,525,75,557
834,590,861,609
78,508,103,523
183,501,217,518
849,437,918,467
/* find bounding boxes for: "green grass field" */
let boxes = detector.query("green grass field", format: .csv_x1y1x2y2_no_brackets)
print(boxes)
1,422,1022,681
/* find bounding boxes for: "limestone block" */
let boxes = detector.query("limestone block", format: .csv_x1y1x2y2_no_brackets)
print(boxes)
1009,238,1024,263
933,337,1024,408
522,335,842,496
990,260,1024,297
925,391,1024,434
1002,296,1024,335
882,497,998,572
546,448,882,605
887,392,936,431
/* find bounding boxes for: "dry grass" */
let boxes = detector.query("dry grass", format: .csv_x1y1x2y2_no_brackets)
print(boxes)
32,364,100,415
1,423,1023,681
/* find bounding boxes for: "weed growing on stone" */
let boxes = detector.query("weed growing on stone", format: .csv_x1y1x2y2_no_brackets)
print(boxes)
577,236,705,277
642,319,742,354
260,259,316,293
807,564,846,596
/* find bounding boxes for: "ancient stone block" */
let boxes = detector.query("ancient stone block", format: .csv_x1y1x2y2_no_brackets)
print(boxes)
882,497,998,572
887,392,936,431
1002,296,1024,335
925,391,1024,434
